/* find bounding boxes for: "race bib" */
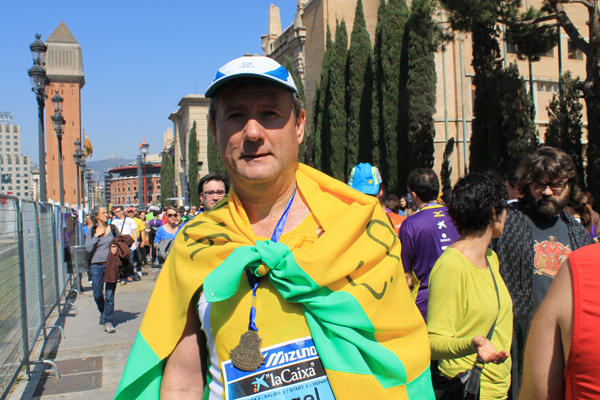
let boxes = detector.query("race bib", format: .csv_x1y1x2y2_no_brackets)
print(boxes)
222,336,335,400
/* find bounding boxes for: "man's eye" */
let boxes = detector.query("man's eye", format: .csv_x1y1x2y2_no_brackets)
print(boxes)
226,112,243,120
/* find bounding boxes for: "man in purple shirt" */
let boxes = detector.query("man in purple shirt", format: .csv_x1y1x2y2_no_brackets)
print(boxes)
399,168,459,321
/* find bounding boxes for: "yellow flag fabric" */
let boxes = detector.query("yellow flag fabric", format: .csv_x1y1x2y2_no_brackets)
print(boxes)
117,163,433,399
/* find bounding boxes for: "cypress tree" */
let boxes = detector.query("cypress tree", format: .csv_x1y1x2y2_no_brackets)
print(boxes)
327,19,348,181
207,123,227,175
406,0,438,170
346,0,374,175
160,152,174,206
545,71,585,182
312,26,334,172
371,0,386,168
188,121,200,207
372,0,409,194
440,138,456,190
469,23,503,173
470,25,538,175
586,68,600,206
284,56,308,163
495,63,538,174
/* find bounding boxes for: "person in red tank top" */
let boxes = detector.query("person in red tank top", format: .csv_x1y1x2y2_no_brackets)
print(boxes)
519,242,600,399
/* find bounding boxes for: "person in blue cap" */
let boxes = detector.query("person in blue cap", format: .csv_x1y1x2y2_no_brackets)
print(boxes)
348,162,406,235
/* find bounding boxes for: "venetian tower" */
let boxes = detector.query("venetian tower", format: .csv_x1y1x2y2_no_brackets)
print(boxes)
44,21,85,206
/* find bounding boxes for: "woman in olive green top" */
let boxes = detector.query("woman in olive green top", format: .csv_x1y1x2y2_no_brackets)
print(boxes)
427,172,513,399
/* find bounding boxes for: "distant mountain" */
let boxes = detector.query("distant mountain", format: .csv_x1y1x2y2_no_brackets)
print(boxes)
87,157,135,181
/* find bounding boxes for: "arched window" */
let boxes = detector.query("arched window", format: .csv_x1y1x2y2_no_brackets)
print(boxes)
157,185,161,190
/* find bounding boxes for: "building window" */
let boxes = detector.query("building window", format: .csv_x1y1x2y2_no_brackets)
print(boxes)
133,187,137,191
16,180,19,184
540,48,554,57
12,127,17,134
13,135,17,140
507,42,518,54
24,186,27,190
7,168,10,171
537,82,559,93
13,142,17,146
15,167,19,171
24,180,27,184
5,142,8,146
16,193,20,196
4,135,7,139
13,149,17,152
568,40,585,60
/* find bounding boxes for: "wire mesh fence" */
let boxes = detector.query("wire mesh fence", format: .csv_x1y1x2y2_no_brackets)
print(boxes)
0,196,79,398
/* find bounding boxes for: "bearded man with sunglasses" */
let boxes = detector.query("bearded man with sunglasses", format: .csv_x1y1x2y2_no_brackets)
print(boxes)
491,146,594,400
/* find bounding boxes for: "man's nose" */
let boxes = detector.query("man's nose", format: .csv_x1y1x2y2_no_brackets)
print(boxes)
542,185,554,195
244,118,263,141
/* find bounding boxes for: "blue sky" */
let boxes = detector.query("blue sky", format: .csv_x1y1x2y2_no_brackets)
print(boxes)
1,0,297,163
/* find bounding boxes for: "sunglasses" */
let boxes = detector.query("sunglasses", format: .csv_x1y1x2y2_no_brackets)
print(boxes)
167,213,178,217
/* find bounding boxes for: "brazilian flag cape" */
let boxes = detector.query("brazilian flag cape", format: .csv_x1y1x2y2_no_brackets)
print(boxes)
115,163,434,399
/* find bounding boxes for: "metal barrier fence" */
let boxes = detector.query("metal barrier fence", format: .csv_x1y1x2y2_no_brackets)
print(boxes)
0,195,79,399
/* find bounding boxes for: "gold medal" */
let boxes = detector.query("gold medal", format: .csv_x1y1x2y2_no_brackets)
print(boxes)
230,330,266,371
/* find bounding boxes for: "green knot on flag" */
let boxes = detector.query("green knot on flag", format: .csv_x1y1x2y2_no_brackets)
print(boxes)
204,240,290,303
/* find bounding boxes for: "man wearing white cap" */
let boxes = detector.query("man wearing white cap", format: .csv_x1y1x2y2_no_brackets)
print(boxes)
116,56,434,400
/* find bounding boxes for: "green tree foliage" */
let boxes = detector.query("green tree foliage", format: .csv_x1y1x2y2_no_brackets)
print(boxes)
284,56,308,164
469,24,538,175
406,0,438,171
188,121,200,207
545,72,585,182
207,123,227,175
440,0,600,207
312,26,334,172
440,137,456,190
160,152,174,206
327,20,349,181
371,0,409,194
346,0,374,175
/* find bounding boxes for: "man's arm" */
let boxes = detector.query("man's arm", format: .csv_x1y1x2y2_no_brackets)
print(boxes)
518,259,573,399
161,297,207,399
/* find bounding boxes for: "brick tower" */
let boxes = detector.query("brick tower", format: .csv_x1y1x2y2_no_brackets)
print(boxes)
44,21,85,206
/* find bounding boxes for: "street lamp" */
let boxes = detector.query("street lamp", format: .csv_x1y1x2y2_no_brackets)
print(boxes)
85,168,92,209
51,91,65,206
73,139,83,209
140,142,149,207
28,34,48,202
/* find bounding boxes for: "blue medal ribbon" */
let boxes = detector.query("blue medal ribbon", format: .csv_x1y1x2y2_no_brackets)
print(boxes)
246,185,297,331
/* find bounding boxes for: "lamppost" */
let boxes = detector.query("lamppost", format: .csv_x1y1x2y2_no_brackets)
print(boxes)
28,34,48,202
73,140,83,209
140,142,149,207
85,168,92,209
50,92,65,206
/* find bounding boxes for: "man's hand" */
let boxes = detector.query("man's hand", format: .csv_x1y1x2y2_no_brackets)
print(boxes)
472,335,509,364
404,272,412,290
110,245,117,255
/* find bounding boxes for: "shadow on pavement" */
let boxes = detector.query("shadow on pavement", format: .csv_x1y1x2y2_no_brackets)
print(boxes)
112,310,141,327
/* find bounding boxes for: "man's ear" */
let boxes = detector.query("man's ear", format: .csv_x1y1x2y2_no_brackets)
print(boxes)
296,109,306,145
209,119,218,149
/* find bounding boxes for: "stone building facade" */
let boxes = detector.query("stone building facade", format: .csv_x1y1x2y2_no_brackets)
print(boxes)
262,0,589,183
44,21,85,205
168,95,210,205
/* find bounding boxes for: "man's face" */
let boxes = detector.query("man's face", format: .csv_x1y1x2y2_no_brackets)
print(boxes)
209,85,305,190
114,208,124,219
527,172,570,218
201,180,226,211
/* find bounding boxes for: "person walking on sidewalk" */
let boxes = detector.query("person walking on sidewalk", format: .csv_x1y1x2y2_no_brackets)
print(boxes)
85,205,119,333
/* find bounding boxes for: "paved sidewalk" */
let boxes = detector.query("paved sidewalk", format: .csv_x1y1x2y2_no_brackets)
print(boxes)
8,268,159,400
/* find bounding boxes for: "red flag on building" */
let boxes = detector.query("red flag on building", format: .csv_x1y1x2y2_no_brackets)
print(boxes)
84,131,93,158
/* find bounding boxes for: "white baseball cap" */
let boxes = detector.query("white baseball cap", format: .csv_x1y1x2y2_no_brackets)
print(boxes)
205,56,298,98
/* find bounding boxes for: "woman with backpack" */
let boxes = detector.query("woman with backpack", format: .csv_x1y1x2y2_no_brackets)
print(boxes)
154,206,180,264
85,205,119,334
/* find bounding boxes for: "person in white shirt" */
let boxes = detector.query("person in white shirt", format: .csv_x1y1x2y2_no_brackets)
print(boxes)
110,205,140,282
